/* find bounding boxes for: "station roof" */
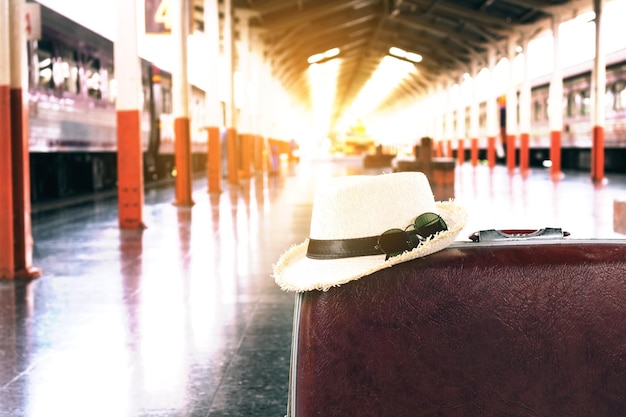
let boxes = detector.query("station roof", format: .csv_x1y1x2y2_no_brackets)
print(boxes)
194,0,590,130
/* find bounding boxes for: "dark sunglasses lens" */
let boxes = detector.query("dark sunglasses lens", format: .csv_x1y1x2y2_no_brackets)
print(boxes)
414,212,447,238
378,229,410,256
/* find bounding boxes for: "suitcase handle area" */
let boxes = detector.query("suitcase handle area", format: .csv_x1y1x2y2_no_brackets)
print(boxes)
469,228,570,242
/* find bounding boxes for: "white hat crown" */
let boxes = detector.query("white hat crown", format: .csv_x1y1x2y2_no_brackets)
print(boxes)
309,172,438,240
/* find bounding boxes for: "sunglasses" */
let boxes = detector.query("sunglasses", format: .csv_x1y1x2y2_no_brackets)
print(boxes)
376,212,448,259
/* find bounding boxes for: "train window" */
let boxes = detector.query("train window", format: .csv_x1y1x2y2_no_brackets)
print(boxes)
615,81,626,111
532,99,542,121
100,67,115,103
606,84,615,113
580,89,590,116
562,94,569,117
56,46,79,94
84,57,102,99
34,40,54,89
161,86,173,114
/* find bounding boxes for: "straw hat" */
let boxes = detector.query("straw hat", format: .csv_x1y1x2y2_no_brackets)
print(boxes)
273,171,468,292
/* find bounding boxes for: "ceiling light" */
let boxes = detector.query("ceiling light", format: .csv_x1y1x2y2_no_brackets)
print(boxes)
389,46,422,63
307,47,340,64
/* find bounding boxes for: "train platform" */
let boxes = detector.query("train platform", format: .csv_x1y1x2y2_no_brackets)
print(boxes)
1,156,626,417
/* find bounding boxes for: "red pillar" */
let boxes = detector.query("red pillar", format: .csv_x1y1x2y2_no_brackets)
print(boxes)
550,130,562,178
470,138,478,167
487,136,496,168
0,84,14,278
520,132,530,173
116,110,145,228
506,134,516,171
457,138,465,164
10,83,40,278
591,126,604,182
115,0,144,228
207,126,221,193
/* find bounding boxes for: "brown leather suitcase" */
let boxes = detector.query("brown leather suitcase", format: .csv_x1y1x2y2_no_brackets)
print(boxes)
287,232,626,417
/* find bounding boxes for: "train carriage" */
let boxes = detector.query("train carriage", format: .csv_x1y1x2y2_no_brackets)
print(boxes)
27,2,208,203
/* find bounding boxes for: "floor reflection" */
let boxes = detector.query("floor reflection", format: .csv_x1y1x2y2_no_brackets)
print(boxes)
1,157,625,417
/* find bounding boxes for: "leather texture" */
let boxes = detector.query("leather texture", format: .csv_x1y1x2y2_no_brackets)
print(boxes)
293,242,626,417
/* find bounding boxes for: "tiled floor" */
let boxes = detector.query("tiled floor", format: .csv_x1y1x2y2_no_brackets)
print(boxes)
1,156,625,417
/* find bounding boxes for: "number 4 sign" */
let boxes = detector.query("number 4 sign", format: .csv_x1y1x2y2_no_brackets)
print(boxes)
145,0,172,34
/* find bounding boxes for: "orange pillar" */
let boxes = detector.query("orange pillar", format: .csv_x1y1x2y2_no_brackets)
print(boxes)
254,134,265,173
550,130,562,178
457,138,465,164
207,126,221,193
520,132,530,172
0,1,14,278
8,0,39,279
116,110,144,228
226,127,239,184
506,134,516,171
470,138,478,167
487,136,496,168
591,126,604,182
240,133,251,179
174,117,194,205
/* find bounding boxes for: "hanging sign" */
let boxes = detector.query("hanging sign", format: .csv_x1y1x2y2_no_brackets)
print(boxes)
145,0,172,34
24,3,41,40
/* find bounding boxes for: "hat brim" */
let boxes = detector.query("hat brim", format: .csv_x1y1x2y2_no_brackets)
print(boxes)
273,200,468,292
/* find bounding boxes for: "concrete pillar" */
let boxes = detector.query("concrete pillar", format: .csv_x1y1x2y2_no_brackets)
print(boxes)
172,0,194,205
519,37,531,174
8,0,39,279
204,0,222,193
506,37,519,172
224,0,238,185
469,63,480,167
115,0,145,228
486,48,498,169
549,16,564,179
0,0,14,278
456,77,465,164
591,0,606,183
